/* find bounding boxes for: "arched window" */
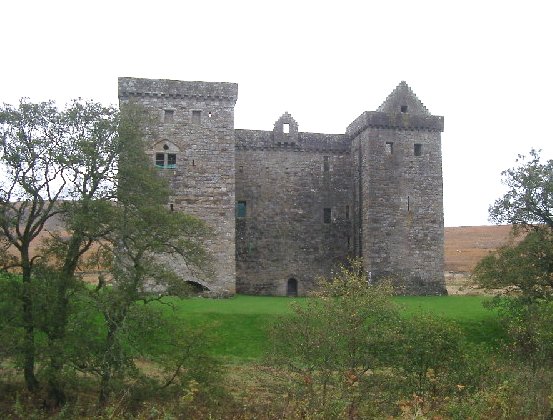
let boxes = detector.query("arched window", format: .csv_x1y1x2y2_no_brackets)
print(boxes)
287,278,298,297
153,140,179,169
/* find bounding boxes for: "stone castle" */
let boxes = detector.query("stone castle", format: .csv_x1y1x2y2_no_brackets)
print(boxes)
118,77,446,296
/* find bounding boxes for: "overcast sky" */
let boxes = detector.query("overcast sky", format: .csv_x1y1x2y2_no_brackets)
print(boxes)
2,0,552,227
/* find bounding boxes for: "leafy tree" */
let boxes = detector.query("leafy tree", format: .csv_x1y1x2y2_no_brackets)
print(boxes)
474,150,553,296
489,149,553,230
1,100,69,391
77,103,212,404
0,99,213,408
0,99,121,402
475,149,553,372
474,228,553,299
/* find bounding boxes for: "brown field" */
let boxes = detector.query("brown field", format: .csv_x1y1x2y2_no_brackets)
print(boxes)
444,225,515,273
10,222,516,292
444,224,518,294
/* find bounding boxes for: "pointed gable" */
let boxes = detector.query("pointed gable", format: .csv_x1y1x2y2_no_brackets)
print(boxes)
377,81,431,116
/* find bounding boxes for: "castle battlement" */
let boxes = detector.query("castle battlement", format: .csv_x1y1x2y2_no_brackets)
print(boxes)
119,77,238,103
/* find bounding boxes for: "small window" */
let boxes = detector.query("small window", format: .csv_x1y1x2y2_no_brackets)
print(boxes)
414,144,422,156
155,153,165,168
345,205,350,220
167,154,177,169
385,142,394,155
192,110,201,124
323,208,331,224
401,105,408,113
323,156,330,172
236,201,247,218
164,109,174,123
155,152,177,169
283,123,290,134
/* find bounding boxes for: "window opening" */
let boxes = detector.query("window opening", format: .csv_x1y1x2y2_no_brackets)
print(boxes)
345,205,350,220
167,154,176,169
323,156,330,172
208,111,212,118
401,105,408,113
163,144,169,150
170,204,174,212
283,123,290,134
192,159,195,166
414,143,422,156
164,109,174,123
323,208,331,224
287,278,298,297
239,165,243,173
192,110,201,124
385,142,394,155
408,196,410,212
156,152,177,169
236,201,247,218
155,153,165,167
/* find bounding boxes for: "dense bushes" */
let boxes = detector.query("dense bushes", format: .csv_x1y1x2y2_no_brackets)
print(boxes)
263,263,553,419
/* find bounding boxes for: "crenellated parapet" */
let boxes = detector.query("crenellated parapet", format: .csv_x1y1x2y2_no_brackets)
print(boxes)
236,129,349,153
118,77,238,103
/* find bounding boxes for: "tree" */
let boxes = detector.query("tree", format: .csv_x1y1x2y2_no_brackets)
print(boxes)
0,100,68,391
0,99,121,401
489,149,553,231
474,150,553,297
0,99,213,407
75,104,212,404
474,149,553,369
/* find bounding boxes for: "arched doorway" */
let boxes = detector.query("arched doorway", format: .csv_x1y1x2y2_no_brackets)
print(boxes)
287,278,298,297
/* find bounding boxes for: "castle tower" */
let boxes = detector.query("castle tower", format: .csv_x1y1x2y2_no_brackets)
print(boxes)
348,82,446,294
118,78,238,295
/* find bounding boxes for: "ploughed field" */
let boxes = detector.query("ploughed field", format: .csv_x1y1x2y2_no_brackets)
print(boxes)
444,225,513,272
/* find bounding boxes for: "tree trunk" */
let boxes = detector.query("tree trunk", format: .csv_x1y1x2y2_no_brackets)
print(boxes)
46,233,83,406
21,260,39,391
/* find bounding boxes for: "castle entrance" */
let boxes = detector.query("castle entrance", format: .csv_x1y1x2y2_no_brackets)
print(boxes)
287,278,298,297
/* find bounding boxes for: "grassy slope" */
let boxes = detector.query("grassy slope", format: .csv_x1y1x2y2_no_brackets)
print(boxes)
159,294,504,362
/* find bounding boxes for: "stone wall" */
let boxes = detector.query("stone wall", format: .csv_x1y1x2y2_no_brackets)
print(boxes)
118,77,238,295
235,120,352,295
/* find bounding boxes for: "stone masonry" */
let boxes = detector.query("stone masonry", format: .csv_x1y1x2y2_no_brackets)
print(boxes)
118,78,446,296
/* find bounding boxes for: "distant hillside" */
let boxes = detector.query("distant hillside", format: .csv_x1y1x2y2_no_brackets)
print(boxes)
444,225,514,272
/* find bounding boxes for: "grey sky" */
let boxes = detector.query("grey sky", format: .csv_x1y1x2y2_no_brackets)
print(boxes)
2,0,552,226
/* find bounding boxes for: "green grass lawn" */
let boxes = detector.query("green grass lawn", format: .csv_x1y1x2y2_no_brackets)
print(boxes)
158,294,504,362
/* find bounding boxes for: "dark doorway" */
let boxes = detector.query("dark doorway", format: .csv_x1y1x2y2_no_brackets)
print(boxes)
185,281,209,294
287,278,298,297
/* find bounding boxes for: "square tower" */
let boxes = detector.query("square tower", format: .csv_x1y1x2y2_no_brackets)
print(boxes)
348,82,446,294
118,78,238,295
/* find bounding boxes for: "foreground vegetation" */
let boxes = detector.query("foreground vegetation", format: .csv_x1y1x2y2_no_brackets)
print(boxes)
2,269,553,419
